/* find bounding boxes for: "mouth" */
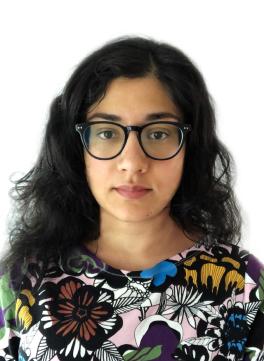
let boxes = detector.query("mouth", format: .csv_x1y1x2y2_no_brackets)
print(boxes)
114,188,152,199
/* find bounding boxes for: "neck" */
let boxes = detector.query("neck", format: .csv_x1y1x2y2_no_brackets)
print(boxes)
85,208,198,268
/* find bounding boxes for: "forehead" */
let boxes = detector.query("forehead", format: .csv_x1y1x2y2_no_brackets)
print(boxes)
86,76,183,121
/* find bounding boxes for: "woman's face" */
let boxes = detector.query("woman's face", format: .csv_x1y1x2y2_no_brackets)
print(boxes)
84,75,186,222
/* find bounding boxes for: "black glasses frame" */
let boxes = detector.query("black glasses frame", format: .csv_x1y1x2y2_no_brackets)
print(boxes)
75,120,192,160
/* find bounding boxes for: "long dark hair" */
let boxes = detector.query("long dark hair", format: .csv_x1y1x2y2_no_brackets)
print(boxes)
1,35,242,276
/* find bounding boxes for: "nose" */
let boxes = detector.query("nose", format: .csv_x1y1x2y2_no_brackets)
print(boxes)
116,130,149,173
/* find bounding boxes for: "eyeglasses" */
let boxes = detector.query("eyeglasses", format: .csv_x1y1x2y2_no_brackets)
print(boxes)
75,120,192,160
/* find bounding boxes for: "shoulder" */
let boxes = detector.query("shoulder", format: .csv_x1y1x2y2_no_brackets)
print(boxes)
206,243,264,307
190,242,264,302
0,264,22,352
200,242,264,274
213,242,264,283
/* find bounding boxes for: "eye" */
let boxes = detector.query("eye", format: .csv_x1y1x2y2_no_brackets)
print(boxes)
96,130,116,139
148,131,169,140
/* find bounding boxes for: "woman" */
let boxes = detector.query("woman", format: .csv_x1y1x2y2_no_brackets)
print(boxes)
0,35,263,361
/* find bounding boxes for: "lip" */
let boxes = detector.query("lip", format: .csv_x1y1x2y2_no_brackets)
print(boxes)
114,186,151,199
115,185,151,191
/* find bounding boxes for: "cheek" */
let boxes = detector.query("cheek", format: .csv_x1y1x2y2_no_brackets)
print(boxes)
84,156,95,185
84,156,110,187
157,157,185,192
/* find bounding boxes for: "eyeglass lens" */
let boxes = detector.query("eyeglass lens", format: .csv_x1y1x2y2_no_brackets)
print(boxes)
83,122,183,159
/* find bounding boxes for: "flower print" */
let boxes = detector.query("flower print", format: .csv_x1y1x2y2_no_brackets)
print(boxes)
162,285,218,328
112,313,183,361
187,292,261,360
112,277,151,301
13,269,42,334
8,257,64,334
135,314,183,360
245,347,264,361
247,254,263,286
15,289,35,331
18,349,29,361
0,272,20,340
27,257,63,287
212,244,249,264
205,303,249,358
173,344,210,361
60,245,107,278
140,260,177,287
181,244,247,303
0,336,20,360
243,303,264,360
248,257,264,304
120,344,163,361
0,307,4,329
38,276,123,360
93,268,132,289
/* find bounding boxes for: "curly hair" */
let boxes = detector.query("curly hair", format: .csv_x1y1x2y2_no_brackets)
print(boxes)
1,34,242,276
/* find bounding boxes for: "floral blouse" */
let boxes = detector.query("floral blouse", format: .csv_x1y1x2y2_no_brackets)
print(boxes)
0,241,263,361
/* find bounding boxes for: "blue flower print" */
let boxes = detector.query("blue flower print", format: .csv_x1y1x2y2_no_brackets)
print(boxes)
18,353,27,361
225,311,248,353
140,260,177,286
205,303,250,358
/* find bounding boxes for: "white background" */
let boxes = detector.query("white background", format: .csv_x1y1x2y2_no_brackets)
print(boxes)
0,1,263,258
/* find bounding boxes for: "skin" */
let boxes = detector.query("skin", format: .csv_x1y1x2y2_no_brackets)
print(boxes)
83,75,198,271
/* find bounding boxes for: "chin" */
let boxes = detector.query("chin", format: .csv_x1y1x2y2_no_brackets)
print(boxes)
112,210,157,222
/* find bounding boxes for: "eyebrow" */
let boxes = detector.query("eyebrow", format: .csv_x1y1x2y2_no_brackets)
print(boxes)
86,112,182,122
